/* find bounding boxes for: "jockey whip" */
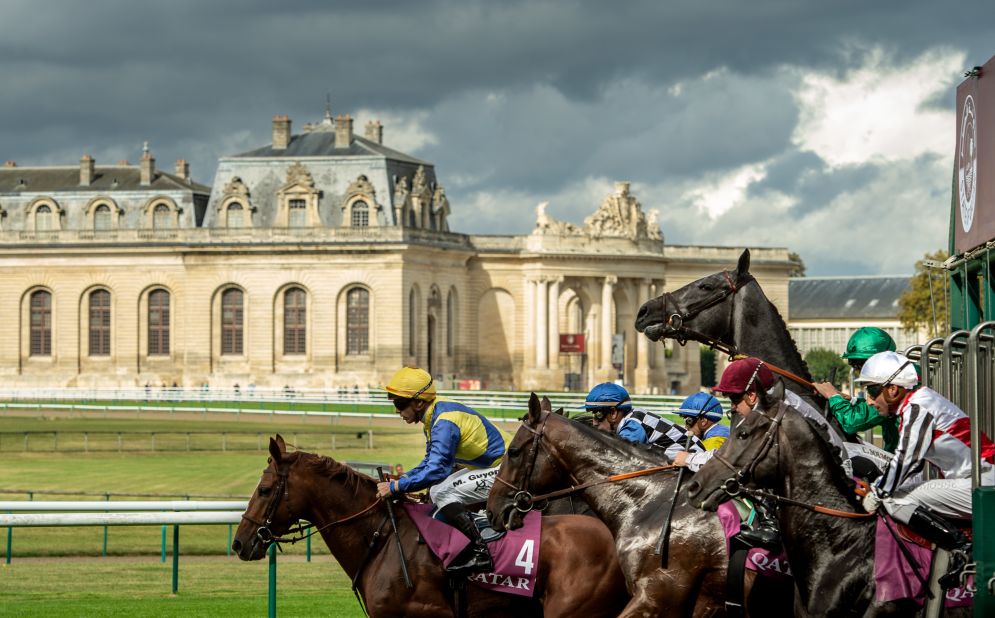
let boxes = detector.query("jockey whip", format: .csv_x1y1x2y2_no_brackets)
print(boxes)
378,467,413,589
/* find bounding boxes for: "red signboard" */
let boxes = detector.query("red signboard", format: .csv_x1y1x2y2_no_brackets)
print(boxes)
954,55,995,253
559,334,585,354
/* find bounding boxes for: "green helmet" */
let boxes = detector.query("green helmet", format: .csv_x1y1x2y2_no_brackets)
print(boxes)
841,327,897,360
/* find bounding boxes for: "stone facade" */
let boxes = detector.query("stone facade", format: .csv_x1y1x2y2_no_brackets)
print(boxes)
0,112,795,394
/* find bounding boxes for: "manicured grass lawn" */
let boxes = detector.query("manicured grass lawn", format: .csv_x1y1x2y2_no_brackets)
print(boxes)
0,555,366,617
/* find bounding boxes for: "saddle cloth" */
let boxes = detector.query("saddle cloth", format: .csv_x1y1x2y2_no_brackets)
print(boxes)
717,501,792,581
874,517,974,607
403,503,541,598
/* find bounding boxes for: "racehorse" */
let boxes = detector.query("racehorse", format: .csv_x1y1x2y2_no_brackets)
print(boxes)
487,395,793,617
635,248,817,404
685,385,972,617
232,435,628,618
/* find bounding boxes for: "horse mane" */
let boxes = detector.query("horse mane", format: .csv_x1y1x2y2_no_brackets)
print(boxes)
754,287,813,383
560,412,670,464
785,406,861,510
292,450,373,494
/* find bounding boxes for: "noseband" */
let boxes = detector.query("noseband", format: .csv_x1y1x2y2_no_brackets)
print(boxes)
494,412,580,513
665,271,754,346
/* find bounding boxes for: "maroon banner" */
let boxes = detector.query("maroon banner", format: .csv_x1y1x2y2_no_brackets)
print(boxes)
559,333,585,354
954,55,995,253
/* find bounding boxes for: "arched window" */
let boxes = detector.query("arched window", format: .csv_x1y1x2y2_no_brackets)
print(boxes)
226,202,245,228
35,205,52,231
351,201,369,227
88,289,111,356
221,289,244,355
288,199,306,227
284,287,306,355
30,290,52,356
408,288,417,356
148,289,170,356
347,288,369,355
94,205,111,231
153,204,172,229
447,289,456,357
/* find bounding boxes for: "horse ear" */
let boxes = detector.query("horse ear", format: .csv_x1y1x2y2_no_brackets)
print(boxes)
554,407,565,416
269,436,284,464
736,249,751,276
540,396,552,413
761,379,785,411
527,392,543,426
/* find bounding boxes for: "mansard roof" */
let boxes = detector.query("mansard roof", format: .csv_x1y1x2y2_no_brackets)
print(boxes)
233,133,430,166
0,166,210,194
788,276,911,320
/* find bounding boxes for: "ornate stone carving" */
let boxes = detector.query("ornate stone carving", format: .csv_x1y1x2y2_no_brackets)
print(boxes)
532,202,582,236
583,182,651,240
283,162,315,189
344,174,377,203
412,165,430,196
646,208,663,240
222,176,250,199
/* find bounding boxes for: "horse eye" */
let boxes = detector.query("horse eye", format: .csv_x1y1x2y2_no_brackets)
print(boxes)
258,487,272,497
698,282,714,291
507,447,521,458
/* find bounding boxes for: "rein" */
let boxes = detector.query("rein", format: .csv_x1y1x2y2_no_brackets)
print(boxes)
494,411,680,511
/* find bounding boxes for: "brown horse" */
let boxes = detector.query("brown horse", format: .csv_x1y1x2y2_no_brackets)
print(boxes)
232,435,628,618
487,395,794,617
685,386,972,617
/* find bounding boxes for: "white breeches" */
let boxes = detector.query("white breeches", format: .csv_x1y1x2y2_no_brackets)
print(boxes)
428,466,501,509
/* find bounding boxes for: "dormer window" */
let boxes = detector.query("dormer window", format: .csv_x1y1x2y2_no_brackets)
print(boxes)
153,204,172,229
94,205,111,231
288,199,307,227
227,202,245,228
351,201,369,227
35,205,52,231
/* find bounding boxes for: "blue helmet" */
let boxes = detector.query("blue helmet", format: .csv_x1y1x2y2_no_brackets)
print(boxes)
676,392,723,422
581,382,632,413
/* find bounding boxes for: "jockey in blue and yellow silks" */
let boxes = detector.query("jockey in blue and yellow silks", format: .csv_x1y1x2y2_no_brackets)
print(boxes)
375,366,508,576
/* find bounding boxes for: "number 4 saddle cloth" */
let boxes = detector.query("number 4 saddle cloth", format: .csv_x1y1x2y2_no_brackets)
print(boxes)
403,502,541,598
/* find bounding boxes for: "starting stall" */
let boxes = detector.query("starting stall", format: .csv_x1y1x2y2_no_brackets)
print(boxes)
934,52,995,616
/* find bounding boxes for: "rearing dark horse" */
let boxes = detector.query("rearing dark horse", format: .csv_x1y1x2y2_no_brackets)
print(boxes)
635,248,815,403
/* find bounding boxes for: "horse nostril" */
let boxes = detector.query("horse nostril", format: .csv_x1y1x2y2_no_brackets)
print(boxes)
686,480,701,498
231,540,242,553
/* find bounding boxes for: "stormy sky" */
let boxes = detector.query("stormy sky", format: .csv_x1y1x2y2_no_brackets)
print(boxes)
3,1,994,275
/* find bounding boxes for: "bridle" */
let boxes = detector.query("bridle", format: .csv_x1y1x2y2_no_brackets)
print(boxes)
241,458,382,549
665,270,754,346
709,401,874,520
493,412,678,514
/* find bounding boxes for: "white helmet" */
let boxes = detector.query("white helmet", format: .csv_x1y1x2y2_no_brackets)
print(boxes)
855,351,918,389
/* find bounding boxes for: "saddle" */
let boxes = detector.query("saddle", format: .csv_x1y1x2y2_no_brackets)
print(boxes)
895,522,973,550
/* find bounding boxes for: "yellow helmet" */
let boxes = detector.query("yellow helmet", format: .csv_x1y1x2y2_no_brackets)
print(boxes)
384,367,436,401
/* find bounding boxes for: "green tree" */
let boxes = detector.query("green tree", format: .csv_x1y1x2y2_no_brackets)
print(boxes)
700,346,716,388
898,249,949,338
804,347,848,388
788,251,806,277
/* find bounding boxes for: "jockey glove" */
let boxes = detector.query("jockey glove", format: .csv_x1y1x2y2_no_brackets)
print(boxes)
861,491,882,513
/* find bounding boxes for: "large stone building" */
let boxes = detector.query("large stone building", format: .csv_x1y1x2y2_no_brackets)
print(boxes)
0,110,795,393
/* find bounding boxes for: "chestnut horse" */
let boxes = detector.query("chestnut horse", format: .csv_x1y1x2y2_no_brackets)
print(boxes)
685,386,971,617
232,435,628,618
487,395,793,617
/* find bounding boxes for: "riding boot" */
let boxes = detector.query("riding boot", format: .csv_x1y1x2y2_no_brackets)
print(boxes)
906,507,972,590
439,503,494,575
736,498,781,549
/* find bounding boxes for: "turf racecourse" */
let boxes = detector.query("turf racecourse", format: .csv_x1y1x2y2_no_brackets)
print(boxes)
1,555,366,617
0,408,437,616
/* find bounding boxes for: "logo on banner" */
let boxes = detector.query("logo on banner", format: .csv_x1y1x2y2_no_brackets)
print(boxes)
959,95,978,233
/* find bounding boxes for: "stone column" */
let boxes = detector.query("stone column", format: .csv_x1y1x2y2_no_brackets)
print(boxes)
601,276,616,371
535,277,548,369
636,278,650,370
548,276,562,370
524,276,535,369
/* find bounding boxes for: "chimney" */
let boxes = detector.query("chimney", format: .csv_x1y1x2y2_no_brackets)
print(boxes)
175,159,190,181
272,114,291,150
365,120,383,144
335,114,353,148
140,150,155,186
80,154,95,186
3,160,16,167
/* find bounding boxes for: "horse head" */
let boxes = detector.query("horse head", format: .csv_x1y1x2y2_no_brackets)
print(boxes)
232,434,306,560
685,380,787,511
635,248,754,345
488,393,573,532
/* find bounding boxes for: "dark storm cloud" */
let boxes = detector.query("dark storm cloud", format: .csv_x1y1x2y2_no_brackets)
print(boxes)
1,0,994,274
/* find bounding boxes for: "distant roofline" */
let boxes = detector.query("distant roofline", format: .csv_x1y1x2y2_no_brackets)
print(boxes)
791,274,911,280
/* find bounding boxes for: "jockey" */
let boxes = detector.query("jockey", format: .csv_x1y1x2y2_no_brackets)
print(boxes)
813,327,901,452
375,366,508,575
857,351,995,588
581,382,705,461
671,392,728,472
